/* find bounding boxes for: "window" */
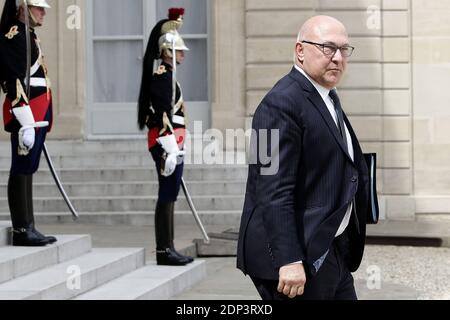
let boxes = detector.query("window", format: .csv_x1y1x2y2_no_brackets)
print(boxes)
87,0,209,137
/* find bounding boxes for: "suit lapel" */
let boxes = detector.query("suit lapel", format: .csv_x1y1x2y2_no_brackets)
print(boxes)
344,113,363,166
288,68,354,164
308,91,354,162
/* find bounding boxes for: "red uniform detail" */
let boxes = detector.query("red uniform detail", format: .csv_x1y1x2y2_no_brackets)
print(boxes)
148,127,186,150
3,91,53,132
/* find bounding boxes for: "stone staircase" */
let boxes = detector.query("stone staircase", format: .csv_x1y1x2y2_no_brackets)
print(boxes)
0,221,206,300
0,139,240,300
0,140,247,226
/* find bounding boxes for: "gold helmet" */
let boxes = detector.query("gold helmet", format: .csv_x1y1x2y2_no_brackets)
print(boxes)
15,0,50,27
158,8,189,55
16,0,51,8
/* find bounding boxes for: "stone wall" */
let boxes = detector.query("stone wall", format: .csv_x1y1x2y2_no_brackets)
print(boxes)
412,0,450,217
0,0,85,140
244,0,414,219
1,0,450,220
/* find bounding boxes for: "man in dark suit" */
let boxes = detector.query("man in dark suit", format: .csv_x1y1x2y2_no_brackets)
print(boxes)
237,15,370,300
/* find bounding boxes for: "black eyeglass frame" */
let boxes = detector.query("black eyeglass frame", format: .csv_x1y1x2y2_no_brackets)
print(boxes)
300,40,355,58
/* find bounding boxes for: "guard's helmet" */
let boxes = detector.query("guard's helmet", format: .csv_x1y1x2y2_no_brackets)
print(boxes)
138,8,189,130
16,0,51,8
158,8,189,55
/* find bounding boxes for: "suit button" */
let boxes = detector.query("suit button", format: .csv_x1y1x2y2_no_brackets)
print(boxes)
351,176,358,183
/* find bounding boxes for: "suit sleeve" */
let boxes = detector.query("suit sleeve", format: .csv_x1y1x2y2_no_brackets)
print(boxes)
1,33,30,108
150,75,175,137
253,92,305,269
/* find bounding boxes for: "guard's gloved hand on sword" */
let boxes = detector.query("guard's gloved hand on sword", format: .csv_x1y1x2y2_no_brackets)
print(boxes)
157,134,185,177
13,105,49,156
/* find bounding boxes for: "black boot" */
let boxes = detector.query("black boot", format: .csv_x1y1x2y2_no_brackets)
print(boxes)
25,175,57,244
168,202,194,263
12,228,49,247
156,248,190,266
155,201,189,266
8,174,49,246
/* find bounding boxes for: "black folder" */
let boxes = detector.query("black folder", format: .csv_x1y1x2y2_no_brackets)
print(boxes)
364,153,379,224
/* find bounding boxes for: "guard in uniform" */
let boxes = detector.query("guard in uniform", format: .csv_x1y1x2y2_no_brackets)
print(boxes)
138,8,194,266
0,0,56,246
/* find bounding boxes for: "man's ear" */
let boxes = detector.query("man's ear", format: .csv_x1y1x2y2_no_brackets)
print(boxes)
295,42,305,63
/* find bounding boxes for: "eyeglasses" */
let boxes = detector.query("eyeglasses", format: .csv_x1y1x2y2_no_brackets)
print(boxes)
301,40,355,58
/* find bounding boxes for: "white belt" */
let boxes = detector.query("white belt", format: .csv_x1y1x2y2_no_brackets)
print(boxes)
29,77,47,87
172,115,185,125
30,60,40,76
173,99,183,114
30,42,42,76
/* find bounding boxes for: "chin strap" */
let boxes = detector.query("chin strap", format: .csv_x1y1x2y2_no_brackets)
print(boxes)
27,7,40,27
22,0,31,98
171,38,176,117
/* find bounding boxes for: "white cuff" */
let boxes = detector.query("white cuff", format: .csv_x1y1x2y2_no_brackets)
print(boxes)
157,134,179,154
13,105,35,126
172,115,185,125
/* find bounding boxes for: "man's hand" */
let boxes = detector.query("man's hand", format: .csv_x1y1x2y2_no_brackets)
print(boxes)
22,127,35,149
17,122,49,156
278,263,307,298
157,134,185,177
18,126,36,156
161,150,185,177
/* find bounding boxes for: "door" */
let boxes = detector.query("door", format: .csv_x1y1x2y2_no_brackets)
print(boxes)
86,0,209,138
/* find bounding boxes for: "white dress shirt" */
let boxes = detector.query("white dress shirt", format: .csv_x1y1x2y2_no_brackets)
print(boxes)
294,65,354,238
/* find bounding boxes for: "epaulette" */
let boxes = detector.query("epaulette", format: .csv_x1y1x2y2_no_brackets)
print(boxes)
154,65,167,76
5,26,19,40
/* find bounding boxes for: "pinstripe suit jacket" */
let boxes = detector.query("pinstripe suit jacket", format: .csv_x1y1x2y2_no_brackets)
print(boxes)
237,67,370,280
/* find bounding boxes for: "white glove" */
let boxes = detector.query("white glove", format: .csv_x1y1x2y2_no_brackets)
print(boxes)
157,134,186,177
21,127,35,149
161,152,178,177
13,106,49,155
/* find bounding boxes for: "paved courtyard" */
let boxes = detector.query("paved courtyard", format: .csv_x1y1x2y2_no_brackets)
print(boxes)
37,223,450,300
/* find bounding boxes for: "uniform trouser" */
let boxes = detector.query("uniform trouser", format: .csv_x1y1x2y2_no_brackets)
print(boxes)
250,230,357,300
150,145,184,202
150,145,184,249
8,120,48,230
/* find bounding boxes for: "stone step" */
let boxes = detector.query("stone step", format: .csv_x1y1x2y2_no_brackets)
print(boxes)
0,152,248,168
195,238,238,257
0,195,245,212
39,140,147,155
0,210,242,226
0,247,145,300
0,222,11,246
74,260,206,300
0,166,248,182
0,154,151,168
0,235,92,285
0,140,147,155
0,139,246,156
0,181,246,197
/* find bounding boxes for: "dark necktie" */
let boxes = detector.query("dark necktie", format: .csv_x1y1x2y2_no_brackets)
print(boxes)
329,89,348,152
330,89,359,233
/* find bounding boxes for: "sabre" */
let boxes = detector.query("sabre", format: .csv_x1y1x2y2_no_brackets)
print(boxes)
168,34,209,243
43,144,79,220
181,178,210,244
22,0,78,220
171,33,176,117
22,0,31,98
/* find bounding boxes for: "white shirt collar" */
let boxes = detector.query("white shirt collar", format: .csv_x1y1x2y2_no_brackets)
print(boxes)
294,64,334,102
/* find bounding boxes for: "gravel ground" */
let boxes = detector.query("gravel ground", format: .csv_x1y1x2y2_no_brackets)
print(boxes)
353,245,450,300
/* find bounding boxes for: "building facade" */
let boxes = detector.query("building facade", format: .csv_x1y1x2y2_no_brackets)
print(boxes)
0,0,449,221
